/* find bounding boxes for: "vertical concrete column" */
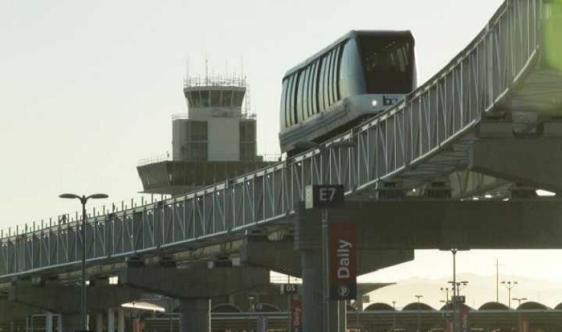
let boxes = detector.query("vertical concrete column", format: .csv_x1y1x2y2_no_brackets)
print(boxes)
45,312,54,332
9,321,15,332
96,313,104,332
107,308,115,332
117,310,125,332
57,314,63,332
62,314,82,332
301,248,323,331
179,299,211,332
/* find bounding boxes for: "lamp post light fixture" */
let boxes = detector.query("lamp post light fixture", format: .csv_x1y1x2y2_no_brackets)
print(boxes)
59,193,108,331
513,297,527,307
501,280,518,309
440,287,450,303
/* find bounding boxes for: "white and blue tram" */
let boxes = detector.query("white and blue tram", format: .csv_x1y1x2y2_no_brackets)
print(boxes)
279,30,417,155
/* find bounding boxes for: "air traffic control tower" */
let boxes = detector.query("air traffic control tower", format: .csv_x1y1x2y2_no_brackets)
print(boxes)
137,75,273,195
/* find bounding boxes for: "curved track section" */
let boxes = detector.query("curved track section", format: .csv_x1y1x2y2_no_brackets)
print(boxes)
1,0,561,279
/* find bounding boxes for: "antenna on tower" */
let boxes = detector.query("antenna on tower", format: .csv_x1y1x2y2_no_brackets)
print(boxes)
240,57,245,82
185,56,190,84
205,55,209,84
244,82,252,116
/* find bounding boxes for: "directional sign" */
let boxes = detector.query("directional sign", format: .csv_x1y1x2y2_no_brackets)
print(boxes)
305,185,344,209
280,283,299,295
329,222,357,300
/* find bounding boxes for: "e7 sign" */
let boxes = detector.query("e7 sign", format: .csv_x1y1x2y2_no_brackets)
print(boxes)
305,185,344,209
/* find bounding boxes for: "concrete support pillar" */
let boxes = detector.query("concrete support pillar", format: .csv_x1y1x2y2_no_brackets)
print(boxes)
117,309,125,332
179,299,211,332
96,313,103,332
57,314,63,332
301,248,323,331
45,312,54,332
9,321,15,332
107,308,115,332
62,314,81,332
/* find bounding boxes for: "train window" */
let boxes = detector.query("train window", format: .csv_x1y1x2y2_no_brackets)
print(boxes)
331,47,340,103
329,49,336,105
326,50,335,108
317,60,324,113
308,64,315,117
334,45,343,100
286,76,293,126
291,74,298,124
296,70,305,123
280,79,288,128
293,71,302,123
300,68,307,120
359,35,414,94
288,75,296,125
289,76,295,125
319,54,330,112
304,66,312,119
309,62,317,115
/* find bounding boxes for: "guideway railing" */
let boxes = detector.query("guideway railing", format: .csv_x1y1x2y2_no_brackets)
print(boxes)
0,0,545,278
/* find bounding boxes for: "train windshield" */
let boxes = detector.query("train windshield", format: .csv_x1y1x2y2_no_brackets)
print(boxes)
359,34,414,94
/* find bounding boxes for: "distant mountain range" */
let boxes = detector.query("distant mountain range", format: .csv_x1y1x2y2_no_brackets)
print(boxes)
365,273,562,309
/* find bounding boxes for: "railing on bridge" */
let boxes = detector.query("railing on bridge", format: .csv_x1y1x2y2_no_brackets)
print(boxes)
0,0,547,279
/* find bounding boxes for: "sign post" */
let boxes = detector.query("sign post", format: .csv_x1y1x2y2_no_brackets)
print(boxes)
305,184,349,332
290,298,303,332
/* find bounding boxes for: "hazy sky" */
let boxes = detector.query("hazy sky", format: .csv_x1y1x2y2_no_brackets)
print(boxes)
1,0,559,285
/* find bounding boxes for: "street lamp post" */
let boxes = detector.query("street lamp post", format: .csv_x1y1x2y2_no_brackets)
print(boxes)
447,249,469,332
392,301,397,331
440,287,450,330
60,193,108,331
501,280,518,309
415,295,423,332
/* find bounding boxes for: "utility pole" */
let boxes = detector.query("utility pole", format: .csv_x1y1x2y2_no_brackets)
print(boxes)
502,280,518,309
496,260,499,302
415,295,423,332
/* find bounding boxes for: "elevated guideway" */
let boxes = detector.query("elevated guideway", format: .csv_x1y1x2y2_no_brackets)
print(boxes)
1,0,562,281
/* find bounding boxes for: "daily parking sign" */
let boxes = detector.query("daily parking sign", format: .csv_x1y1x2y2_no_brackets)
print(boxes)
329,222,357,300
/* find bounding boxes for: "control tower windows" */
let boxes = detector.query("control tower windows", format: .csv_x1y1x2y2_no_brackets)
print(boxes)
211,90,221,107
186,91,201,108
190,121,208,141
201,91,210,107
240,121,256,161
223,91,233,107
187,121,208,161
232,91,244,108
